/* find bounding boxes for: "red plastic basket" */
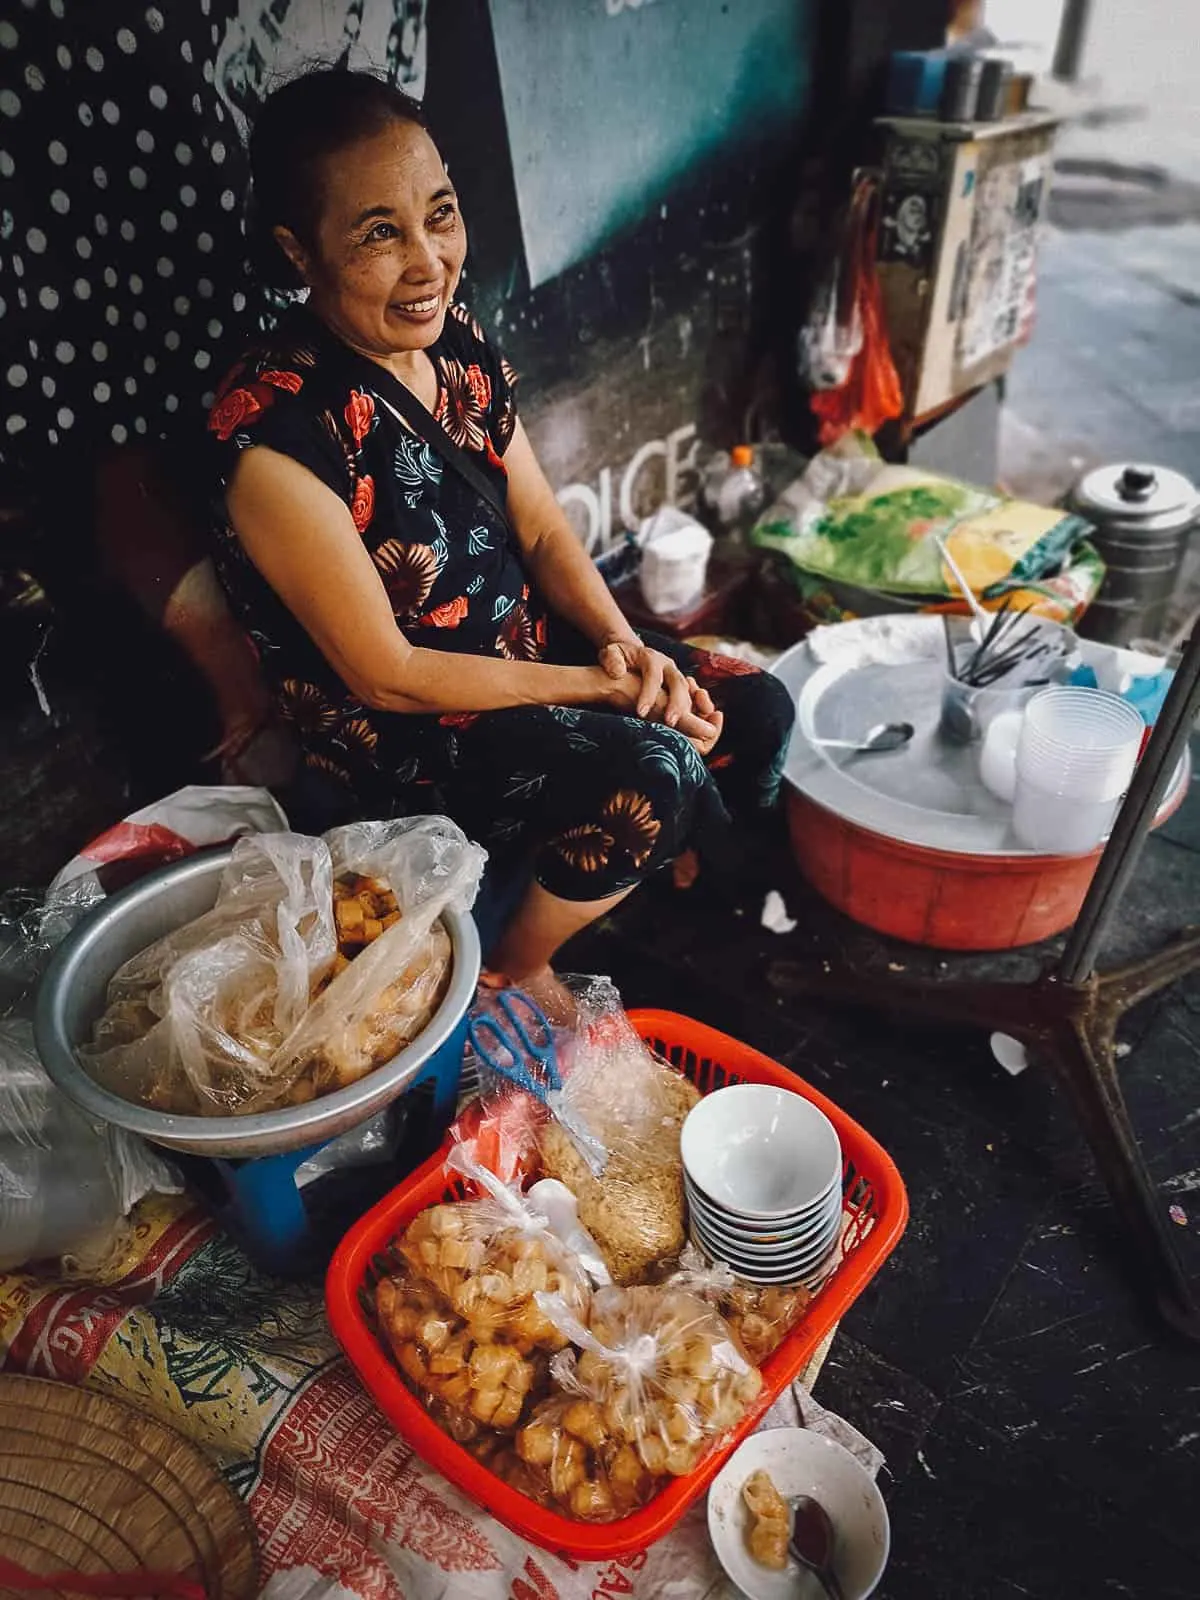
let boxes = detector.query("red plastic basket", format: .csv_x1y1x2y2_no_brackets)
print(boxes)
326,1009,908,1560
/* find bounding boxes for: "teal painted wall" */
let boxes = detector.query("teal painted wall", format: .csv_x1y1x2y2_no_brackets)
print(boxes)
487,0,813,286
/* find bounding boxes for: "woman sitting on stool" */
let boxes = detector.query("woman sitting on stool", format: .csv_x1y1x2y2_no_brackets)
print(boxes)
207,69,794,1000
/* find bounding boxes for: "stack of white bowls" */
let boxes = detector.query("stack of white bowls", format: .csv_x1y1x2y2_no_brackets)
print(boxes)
680,1084,843,1288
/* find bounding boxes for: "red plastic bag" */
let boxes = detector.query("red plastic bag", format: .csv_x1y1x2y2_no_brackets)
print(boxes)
449,1088,544,1188
48,784,288,902
810,175,903,446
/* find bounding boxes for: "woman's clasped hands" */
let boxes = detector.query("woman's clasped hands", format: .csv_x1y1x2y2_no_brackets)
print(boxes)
597,636,724,757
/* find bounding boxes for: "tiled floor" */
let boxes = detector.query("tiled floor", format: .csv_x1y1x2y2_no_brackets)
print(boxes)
566,772,1200,1600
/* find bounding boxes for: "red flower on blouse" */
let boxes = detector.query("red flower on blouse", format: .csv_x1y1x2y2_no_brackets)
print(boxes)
260,368,304,394
207,382,274,441
693,650,762,684
420,595,469,629
439,711,481,729
464,362,492,412
345,389,375,448
350,475,375,533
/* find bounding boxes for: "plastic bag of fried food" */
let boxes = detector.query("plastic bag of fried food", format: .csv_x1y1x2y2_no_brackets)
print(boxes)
82,817,485,1116
512,1284,763,1520
666,1243,814,1364
82,831,339,1114
536,977,701,1286
374,1261,546,1436
372,1148,594,1435
259,818,485,1107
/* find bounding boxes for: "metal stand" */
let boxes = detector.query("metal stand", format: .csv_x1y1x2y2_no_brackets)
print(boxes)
770,629,1200,1339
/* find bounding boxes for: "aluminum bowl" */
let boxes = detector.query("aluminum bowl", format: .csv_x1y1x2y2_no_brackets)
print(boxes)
34,846,481,1159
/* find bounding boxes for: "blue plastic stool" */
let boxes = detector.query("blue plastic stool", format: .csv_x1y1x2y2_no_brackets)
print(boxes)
195,1015,469,1275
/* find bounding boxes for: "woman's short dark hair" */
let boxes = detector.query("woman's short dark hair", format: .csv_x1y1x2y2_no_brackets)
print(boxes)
246,69,430,292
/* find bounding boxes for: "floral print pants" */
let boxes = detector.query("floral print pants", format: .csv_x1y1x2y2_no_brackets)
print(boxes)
412,633,796,902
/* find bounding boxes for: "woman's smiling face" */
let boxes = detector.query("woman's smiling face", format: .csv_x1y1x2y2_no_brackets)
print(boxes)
276,119,467,359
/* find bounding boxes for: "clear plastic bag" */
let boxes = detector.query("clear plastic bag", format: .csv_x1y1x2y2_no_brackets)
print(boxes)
798,263,864,392
667,1242,812,1365
449,1072,545,1188
536,977,700,1285
82,832,337,1114
2,787,291,1022
372,1148,592,1437
0,883,105,1021
82,817,485,1116
375,1260,545,1438
0,1019,180,1274
398,1146,592,1343
514,1283,763,1520
261,818,485,1106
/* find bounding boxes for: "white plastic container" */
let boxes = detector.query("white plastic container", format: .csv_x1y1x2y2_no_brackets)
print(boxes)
1011,688,1144,854
637,506,714,615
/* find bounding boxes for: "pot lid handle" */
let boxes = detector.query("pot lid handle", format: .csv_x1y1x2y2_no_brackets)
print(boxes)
1117,465,1158,502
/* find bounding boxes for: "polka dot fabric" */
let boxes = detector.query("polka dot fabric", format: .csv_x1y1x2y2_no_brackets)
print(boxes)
0,0,258,466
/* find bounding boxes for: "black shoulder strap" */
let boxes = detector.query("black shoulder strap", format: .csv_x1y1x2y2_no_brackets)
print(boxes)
333,344,514,533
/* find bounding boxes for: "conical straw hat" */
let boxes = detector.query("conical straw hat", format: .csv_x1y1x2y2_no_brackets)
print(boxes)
0,1373,257,1598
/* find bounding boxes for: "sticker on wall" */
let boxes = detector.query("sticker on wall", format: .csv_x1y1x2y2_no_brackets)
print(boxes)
215,0,428,136
887,137,943,184
957,154,1048,370
879,187,938,269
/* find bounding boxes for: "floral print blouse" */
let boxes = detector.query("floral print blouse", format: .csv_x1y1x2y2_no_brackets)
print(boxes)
207,301,548,749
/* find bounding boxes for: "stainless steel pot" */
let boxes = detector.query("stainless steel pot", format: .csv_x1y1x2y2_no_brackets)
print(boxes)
1072,462,1200,645
34,848,481,1159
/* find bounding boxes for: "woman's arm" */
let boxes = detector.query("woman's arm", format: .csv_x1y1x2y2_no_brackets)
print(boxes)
226,446,717,736
503,420,639,653
503,419,694,723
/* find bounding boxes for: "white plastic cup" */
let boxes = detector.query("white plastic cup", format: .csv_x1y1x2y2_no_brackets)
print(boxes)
1012,688,1144,854
638,508,713,616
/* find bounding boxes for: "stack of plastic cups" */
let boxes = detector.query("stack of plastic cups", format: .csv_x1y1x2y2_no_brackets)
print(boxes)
1012,688,1145,855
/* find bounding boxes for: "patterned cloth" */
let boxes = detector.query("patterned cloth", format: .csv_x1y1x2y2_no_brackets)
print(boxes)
207,307,794,899
0,1195,869,1600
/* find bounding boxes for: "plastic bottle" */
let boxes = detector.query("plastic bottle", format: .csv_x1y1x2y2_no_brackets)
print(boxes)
701,446,766,544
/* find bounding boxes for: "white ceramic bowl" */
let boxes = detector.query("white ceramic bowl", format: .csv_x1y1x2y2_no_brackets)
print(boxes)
686,1178,842,1250
681,1084,842,1220
685,1171,843,1237
689,1226,840,1288
689,1183,842,1244
691,1209,842,1267
708,1427,889,1600
690,1221,840,1279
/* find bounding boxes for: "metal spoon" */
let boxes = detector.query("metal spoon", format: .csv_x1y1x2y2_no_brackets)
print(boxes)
790,1494,844,1600
811,721,914,754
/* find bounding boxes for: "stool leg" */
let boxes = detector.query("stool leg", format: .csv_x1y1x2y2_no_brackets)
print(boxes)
408,1018,468,1158
215,1146,317,1271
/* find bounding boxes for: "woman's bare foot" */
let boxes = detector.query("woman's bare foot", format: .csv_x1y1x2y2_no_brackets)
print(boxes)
672,849,701,890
